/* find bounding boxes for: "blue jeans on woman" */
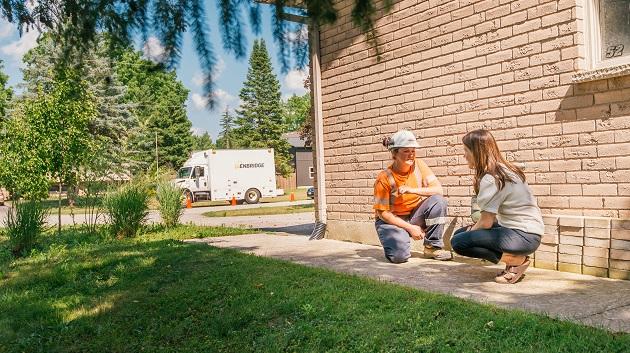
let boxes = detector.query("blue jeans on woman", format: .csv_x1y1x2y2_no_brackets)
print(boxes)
450,223,541,264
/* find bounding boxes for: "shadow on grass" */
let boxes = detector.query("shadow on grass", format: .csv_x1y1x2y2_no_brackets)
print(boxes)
2,230,630,352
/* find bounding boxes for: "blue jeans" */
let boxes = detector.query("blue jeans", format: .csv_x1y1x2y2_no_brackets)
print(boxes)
450,223,541,264
375,195,448,263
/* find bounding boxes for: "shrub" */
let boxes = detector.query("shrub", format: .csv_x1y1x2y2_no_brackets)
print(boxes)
156,182,183,228
4,200,48,257
103,184,149,238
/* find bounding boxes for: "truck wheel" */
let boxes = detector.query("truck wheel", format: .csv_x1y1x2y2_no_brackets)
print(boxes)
244,188,261,204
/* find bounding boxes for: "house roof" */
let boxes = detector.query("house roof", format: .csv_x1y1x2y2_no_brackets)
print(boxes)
282,131,307,148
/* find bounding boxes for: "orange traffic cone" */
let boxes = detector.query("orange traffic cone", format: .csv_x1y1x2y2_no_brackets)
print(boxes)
186,194,192,209
231,196,237,206
290,192,295,202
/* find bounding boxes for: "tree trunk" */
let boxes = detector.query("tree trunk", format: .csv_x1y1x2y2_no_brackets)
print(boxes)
58,179,62,235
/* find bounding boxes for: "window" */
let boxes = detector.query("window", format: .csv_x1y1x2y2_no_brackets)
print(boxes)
177,167,192,179
309,166,315,179
586,0,630,69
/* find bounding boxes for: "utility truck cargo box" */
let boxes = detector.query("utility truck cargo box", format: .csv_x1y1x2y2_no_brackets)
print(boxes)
174,149,278,204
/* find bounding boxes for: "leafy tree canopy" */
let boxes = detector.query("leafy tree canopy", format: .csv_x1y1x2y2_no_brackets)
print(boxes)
0,60,12,118
192,131,215,150
281,93,310,133
0,0,388,106
117,50,193,172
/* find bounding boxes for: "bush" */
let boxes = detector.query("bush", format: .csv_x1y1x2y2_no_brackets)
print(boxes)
156,182,183,228
103,184,149,238
4,200,48,257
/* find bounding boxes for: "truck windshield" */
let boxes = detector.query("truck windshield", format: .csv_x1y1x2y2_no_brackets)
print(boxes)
177,167,192,179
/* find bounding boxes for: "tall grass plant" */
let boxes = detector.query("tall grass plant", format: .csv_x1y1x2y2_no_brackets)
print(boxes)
103,184,149,238
4,200,48,256
156,181,183,227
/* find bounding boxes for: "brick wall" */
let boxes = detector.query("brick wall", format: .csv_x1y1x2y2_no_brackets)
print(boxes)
318,0,630,278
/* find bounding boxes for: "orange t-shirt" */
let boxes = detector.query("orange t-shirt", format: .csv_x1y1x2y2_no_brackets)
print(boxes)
373,159,439,216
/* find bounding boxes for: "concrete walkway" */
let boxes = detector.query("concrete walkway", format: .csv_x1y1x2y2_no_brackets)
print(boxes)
189,233,630,333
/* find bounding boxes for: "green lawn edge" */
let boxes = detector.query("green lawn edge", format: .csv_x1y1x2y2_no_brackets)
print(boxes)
0,226,628,353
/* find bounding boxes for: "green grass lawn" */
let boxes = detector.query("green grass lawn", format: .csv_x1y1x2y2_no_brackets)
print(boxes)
203,204,314,217
1,226,628,352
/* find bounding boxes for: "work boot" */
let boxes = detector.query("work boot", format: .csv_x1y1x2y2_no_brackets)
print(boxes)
423,245,452,261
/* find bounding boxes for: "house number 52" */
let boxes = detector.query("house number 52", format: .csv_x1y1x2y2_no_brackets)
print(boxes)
605,44,624,58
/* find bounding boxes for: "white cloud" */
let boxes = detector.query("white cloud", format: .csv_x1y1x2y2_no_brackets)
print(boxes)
191,93,209,110
284,69,308,94
192,58,226,87
1,30,39,60
192,73,204,87
286,26,308,44
190,89,239,112
142,36,165,63
0,21,14,39
190,127,209,137
212,58,226,81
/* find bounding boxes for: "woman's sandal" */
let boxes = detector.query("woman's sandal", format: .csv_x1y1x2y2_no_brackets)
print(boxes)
496,264,510,277
495,256,530,284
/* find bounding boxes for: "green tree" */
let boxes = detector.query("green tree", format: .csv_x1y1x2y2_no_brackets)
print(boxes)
0,0,377,101
0,71,97,232
216,108,235,149
281,93,311,132
0,60,12,118
116,50,193,172
0,108,50,200
192,131,215,150
234,39,292,176
22,35,137,175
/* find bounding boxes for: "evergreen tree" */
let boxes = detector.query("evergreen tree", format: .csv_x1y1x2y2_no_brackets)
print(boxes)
21,35,137,174
217,108,235,149
116,50,193,172
0,0,369,101
234,39,292,176
192,131,214,150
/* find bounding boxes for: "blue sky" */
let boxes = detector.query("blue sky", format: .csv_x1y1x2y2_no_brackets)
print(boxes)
0,4,308,141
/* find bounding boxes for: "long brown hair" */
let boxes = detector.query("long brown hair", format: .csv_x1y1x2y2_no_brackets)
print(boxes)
462,129,525,194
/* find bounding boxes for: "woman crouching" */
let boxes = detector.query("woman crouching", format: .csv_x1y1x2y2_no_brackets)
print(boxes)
451,129,543,284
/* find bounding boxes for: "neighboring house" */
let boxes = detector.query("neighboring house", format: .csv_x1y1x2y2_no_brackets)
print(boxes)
303,0,630,279
283,131,314,187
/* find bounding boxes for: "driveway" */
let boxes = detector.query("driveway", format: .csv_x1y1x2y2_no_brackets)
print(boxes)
0,200,316,235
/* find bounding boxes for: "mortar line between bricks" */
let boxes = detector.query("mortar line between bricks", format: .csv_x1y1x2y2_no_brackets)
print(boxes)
573,301,630,320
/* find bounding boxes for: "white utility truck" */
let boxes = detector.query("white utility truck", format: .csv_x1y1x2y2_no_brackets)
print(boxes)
174,149,278,204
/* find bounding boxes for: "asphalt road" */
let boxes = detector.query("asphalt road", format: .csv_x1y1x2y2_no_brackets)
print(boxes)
0,200,316,236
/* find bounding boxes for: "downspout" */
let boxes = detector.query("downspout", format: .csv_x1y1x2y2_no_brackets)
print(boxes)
309,21,327,239
253,4,327,238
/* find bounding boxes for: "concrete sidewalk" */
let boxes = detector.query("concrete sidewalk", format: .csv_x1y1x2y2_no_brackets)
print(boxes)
189,233,630,333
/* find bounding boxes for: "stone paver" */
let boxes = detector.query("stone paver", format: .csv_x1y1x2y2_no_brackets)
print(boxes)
190,233,630,333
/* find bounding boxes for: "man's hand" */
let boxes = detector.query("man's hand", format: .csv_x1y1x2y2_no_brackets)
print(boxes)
398,185,418,195
408,224,425,240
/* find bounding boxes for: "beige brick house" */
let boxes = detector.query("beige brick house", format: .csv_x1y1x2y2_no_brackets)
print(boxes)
305,0,630,279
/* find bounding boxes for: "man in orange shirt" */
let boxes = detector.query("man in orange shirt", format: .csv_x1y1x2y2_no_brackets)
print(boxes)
374,130,452,263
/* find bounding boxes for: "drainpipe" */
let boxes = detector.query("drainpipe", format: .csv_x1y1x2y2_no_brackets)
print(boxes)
252,5,327,238
309,21,327,239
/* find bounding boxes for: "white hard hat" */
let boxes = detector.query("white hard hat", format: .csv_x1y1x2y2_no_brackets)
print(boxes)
386,130,420,150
